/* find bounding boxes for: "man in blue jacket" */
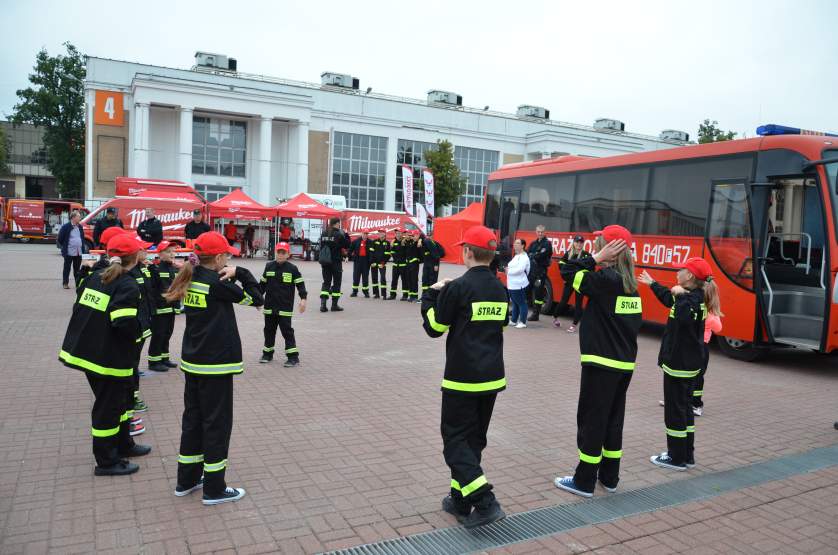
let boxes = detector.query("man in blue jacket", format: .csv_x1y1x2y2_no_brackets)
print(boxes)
57,210,89,289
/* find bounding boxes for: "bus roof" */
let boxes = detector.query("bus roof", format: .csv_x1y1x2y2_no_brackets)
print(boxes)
489,135,835,181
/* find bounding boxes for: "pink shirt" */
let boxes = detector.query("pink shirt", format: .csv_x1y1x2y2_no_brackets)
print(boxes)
704,314,722,343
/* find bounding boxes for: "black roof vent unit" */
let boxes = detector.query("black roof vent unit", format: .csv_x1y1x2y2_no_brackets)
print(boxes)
594,118,625,132
321,72,360,90
517,105,550,120
194,52,237,72
427,90,463,106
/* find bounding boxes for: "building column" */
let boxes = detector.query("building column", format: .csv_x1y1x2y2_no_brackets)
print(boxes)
133,102,150,178
84,89,94,200
178,106,194,184
259,116,273,205
294,122,309,196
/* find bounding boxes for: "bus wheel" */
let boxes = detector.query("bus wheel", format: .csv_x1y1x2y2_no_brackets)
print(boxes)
715,335,765,362
540,279,554,315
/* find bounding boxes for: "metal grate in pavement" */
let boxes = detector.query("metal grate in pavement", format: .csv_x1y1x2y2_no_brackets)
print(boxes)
325,444,838,555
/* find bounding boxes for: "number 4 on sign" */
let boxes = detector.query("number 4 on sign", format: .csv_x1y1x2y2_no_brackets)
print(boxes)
104,96,115,119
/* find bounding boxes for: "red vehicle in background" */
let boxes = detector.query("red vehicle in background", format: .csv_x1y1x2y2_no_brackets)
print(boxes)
485,128,838,360
81,177,208,249
342,209,420,239
3,198,88,242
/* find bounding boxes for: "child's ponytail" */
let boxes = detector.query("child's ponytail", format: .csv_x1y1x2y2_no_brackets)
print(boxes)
101,252,139,285
703,278,724,317
164,253,197,302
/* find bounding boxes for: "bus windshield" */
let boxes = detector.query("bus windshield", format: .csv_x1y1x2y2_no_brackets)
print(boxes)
826,150,838,235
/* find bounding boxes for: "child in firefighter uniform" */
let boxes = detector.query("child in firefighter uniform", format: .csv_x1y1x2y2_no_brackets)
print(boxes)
129,242,156,424
421,225,508,528
348,231,372,297
260,241,307,367
59,233,152,476
388,229,407,300
369,230,389,299
554,225,642,498
165,231,264,505
148,241,180,372
640,257,710,471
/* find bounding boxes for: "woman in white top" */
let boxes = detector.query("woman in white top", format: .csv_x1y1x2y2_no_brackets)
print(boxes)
506,238,531,328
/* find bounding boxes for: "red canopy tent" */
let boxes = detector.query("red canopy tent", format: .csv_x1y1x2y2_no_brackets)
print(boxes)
208,188,274,220
433,201,484,264
273,192,341,219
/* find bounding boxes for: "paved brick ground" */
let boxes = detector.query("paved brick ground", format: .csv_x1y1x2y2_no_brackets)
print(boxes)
0,243,836,554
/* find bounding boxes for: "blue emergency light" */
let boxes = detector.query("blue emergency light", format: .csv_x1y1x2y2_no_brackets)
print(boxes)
756,124,838,137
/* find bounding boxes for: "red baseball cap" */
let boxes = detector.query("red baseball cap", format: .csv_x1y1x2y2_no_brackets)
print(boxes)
275,241,290,252
100,226,129,247
107,234,150,257
455,226,497,250
598,225,633,244
154,241,175,252
675,257,713,281
194,231,240,256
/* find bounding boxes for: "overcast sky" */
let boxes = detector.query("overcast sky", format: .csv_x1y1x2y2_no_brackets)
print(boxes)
2,0,836,139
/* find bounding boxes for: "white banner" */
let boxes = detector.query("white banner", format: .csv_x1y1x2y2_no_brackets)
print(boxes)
415,203,428,235
422,169,435,218
402,164,414,215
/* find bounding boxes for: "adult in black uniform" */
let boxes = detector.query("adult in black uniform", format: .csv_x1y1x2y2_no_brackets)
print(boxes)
137,208,163,246
184,210,210,240
348,231,372,298
319,217,350,312
554,225,642,498
59,233,152,476
526,224,553,321
421,225,509,528
368,230,389,299
420,231,445,295
403,230,422,301
388,229,406,300
552,235,591,332
92,207,124,248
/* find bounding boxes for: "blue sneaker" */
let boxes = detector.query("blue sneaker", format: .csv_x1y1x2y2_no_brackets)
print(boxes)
650,453,687,471
554,476,593,498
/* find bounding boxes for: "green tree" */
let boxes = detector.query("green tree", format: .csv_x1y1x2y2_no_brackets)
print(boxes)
0,126,9,176
423,139,466,215
698,119,737,144
11,42,85,198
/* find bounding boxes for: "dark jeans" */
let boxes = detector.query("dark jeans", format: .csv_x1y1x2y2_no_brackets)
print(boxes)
508,288,528,324
62,255,81,286
553,282,584,324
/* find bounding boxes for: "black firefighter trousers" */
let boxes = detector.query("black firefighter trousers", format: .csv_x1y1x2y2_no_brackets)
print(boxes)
422,261,439,294
148,312,175,363
177,373,234,497
320,262,343,300
263,314,298,360
370,263,387,297
441,392,496,506
664,373,695,465
352,258,370,294
574,365,632,492
86,373,133,467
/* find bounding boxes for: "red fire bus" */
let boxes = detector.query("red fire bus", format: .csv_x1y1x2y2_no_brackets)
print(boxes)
485,131,838,360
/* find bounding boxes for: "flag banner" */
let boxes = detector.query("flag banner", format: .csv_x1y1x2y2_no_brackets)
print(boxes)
415,203,428,235
422,169,435,218
402,165,414,216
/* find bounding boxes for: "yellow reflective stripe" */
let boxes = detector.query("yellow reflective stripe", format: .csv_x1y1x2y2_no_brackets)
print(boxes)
142,329,152,339
661,365,700,378
615,296,642,314
460,475,488,497
426,308,450,333
158,272,171,278
59,350,133,378
602,449,622,459
91,425,119,438
441,377,507,393
450,479,461,491
110,308,137,320
263,347,275,352
189,281,210,293
263,309,273,315
79,288,111,312
265,271,276,276
578,449,602,464
693,390,703,396
294,278,304,284
203,459,227,472
471,301,508,321
581,354,635,371
180,360,244,375
135,277,145,284
120,411,130,423
239,293,254,306
178,454,204,464
533,299,544,305
687,426,696,433
666,428,687,438
279,311,293,317
155,307,174,315
285,347,299,354
573,270,588,293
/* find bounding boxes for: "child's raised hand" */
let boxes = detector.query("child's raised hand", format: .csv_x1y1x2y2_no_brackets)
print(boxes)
638,270,654,285
218,266,237,281
430,278,452,291
671,285,687,296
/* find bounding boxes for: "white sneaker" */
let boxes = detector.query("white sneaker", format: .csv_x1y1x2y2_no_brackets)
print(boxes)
693,407,703,416
515,322,527,329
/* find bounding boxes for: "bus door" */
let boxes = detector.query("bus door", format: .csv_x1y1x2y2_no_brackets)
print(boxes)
754,175,829,350
497,180,522,268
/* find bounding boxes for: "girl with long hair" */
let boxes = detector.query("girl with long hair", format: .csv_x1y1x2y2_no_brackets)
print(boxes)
693,279,723,416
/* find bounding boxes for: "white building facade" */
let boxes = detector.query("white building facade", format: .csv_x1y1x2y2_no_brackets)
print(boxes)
84,55,688,213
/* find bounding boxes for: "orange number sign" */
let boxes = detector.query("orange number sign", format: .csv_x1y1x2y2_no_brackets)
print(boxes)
94,90,124,126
